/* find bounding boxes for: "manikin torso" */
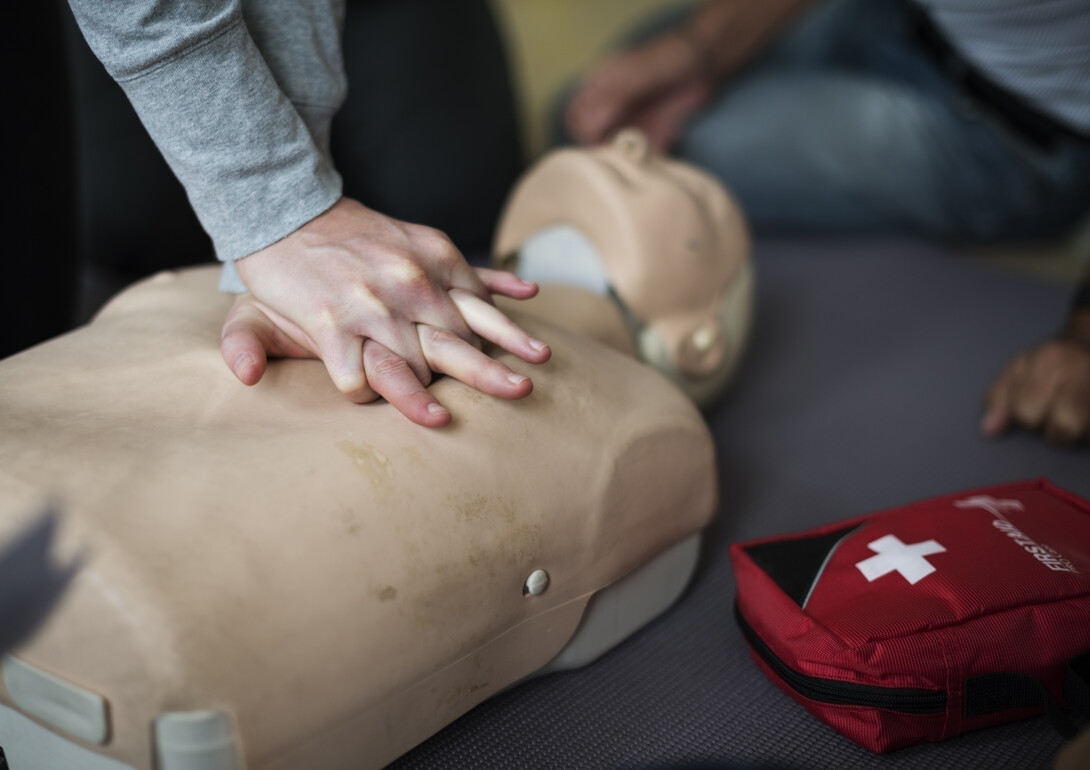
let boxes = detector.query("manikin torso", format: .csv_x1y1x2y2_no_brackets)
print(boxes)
0,131,751,770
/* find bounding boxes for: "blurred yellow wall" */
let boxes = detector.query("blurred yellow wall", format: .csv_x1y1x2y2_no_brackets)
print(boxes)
490,0,694,158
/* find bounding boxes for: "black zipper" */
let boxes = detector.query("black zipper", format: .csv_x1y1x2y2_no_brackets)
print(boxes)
735,603,948,714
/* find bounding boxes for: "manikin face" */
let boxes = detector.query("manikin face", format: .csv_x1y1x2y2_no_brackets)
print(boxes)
494,129,754,405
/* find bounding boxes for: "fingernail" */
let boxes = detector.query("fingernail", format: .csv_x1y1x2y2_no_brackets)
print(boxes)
428,403,449,418
528,339,547,352
507,373,528,386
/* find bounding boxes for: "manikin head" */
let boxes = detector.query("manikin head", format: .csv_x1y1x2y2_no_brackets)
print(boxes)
493,128,754,406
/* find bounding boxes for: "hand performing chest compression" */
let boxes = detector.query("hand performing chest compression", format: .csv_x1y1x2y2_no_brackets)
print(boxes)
221,197,551,427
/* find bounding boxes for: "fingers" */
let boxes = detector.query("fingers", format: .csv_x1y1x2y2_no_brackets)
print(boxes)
474,268,540,300
372,226,484,362
328,262,442,385
418,325,534,400
351,280,549,422
222,279,549,423
1041,344,1090,444
319,281,550,418
349,322,538,428
980,367,1014,438
415,225,490,305
1008,353,1058,430
318,333,375,403
361,312,436,386
221,295,546,426
362,339,451,428
449,288,551,364
1043,376,1090,445
982,340,1090,445
982,352,1052,437
233,200,479,386
219,295,385,403
225,200,551,422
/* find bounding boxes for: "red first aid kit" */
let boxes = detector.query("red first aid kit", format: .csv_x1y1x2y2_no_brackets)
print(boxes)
730,478,1090,752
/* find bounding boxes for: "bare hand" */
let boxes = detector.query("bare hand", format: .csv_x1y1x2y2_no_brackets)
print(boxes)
981,338,1090,445
224,198,550,426
565,31,714,151
221,267,549,426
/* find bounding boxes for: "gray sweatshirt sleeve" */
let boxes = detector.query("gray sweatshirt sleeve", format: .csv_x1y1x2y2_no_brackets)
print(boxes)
66,0,348,292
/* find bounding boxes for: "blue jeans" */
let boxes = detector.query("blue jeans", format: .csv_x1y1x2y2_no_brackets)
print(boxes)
573,0,1090,241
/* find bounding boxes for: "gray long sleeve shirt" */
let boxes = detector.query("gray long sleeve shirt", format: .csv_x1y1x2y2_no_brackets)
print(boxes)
67,0,348,292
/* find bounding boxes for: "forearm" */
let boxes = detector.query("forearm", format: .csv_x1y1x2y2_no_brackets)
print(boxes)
678,0,814,81
67,0,346,291
240,0,346,157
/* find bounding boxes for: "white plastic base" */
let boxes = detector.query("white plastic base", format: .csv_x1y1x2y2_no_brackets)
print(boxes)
539,532,702,675
2,655,109,747
0,702,135,770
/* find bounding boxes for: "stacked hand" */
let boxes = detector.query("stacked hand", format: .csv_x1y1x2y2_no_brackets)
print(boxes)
220,197,551,427
982,313,1090,445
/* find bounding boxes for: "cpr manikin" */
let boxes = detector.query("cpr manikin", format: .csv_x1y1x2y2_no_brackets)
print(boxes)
495,129,753,407
0,131,752,770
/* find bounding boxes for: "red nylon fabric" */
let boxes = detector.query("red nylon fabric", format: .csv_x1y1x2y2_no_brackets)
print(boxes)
731,479,1090,752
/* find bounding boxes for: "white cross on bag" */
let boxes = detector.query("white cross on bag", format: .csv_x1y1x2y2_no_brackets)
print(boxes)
855,534,946,585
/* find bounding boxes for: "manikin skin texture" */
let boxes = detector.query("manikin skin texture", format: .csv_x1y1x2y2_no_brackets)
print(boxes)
0,269,717,769
0,132,750,769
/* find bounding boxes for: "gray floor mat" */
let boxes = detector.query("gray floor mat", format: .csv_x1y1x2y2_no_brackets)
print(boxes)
391,238,1089,770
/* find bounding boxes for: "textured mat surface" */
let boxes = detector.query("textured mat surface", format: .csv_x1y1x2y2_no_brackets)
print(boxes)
392,238,1089,770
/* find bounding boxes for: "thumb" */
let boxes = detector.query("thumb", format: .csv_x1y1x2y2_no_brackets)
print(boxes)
220,295,316,386
221,310,270,386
